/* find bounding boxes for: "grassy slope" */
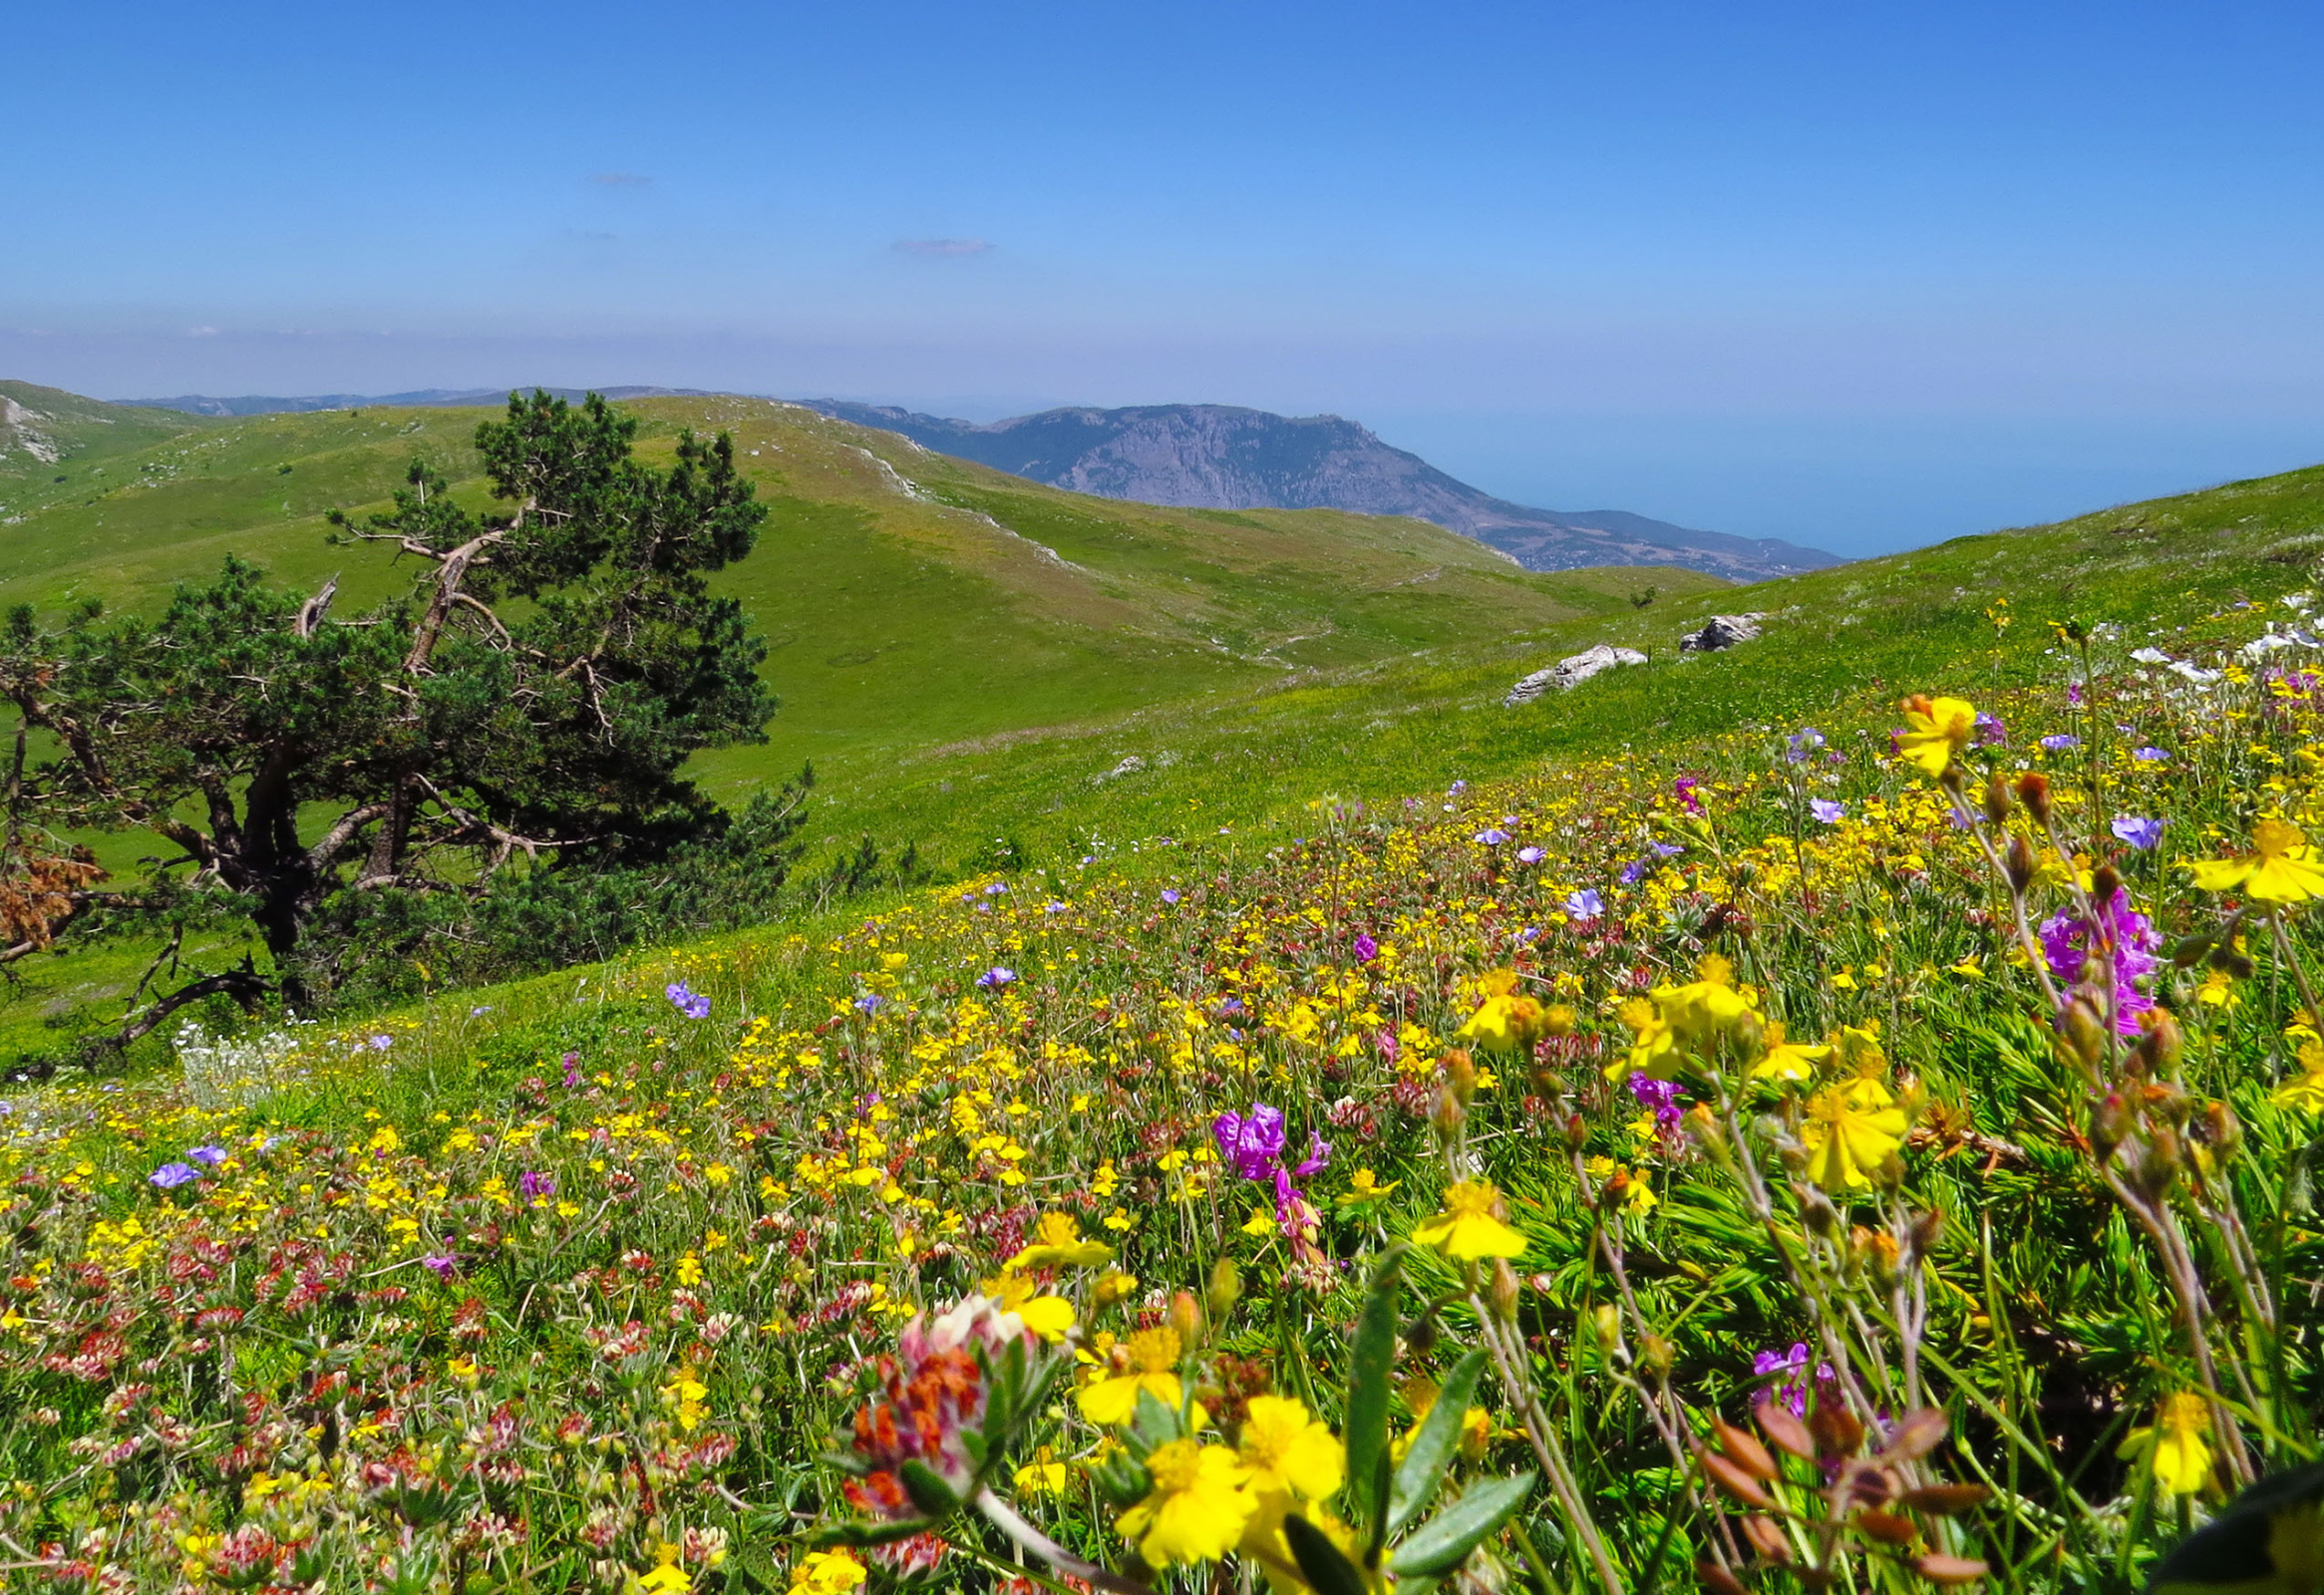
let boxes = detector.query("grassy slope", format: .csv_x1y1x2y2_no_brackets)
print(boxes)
0,385,1718,1039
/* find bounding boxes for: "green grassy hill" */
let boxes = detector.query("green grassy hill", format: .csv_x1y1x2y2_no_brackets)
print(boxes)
0,382,1721,851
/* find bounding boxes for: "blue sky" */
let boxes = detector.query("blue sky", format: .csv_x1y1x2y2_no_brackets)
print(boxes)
7,1,2323,554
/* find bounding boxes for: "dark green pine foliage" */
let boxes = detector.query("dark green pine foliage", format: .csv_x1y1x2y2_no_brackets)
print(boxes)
0,392,781,1035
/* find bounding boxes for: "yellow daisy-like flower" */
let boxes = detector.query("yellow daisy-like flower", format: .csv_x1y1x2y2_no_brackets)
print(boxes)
1117,1438,1255,1567
2270,1039,2324,1113
1336,1167,1400,1209
1800,1079,1909,1192
1236,1395,1350,1579
1078,1326,1183,1425
1895,694,1977,779
1751,1021,1831,1083
788,1550,867,1595
1237,1395,1346,1503
2118,1393,2214,1496
1008,1211,1114,1271
1411,1180,1528,1260
2187,818,2324,906
1014,1445,1073,1495
1459,992,1545,1053
983,1273,1077,1343
1610,957,1757,1080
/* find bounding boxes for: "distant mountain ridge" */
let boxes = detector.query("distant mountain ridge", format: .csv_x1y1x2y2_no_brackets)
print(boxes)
120,386,715,418
802,401,1841,580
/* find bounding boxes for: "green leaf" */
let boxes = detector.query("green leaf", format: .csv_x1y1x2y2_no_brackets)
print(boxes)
1390,1473,1536,1578
1129,1385,1181,1458
1284,1513,1371,1595
1389,1347,1489,1534
1344,1243,1407,1530
898,1459,960,1518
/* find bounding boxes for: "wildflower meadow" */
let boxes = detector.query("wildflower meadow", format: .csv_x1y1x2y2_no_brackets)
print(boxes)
4,598,2324,1594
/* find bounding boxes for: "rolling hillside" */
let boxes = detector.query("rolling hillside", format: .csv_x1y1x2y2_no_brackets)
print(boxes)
0,379,1721,840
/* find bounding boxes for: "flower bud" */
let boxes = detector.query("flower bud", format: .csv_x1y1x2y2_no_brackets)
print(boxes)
1442,1049,1478,1106
2199,1101,2242,1162
1430,1085,1466,1140
2015,773,2052,828
1404,1312,1440,1356
2091,863,2122,902
1205,1257,1241,1323
2090,1091,2132,1161
2169,934,2213,970
2132,1008,2183,1073
1562,1113,1590,1151
1541,1004,1576,1038
1490,1259,1521,1322
2138,1127,2181,1197
1800,1185,1841,1238
1590,1303,1623,1353
2056,996,2108,1070
1981,773,2013,825
2005,833,2038,894
1168,1290,1204,1345
1907,1205,1944,1263
1641,1333,1676,1377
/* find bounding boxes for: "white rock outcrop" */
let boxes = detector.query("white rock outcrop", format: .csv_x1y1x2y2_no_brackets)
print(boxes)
1504,644,1648,706
1679,613,1767,653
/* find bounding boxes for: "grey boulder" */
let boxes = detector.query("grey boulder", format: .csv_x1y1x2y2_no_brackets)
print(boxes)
1679,613,1767,653
1504,644,1648,706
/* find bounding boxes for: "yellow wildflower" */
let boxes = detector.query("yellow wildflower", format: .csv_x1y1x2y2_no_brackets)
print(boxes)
1751,1022,1830,1083
1896,694,1977,779
1412,1180,1528,1260
1014,1446,1072,1495
1237,1394,1348,1574
1336,1167,1401,1208
985,1273,1077,1343
1459,971,1546,1053
2118,1393,2214,1496
2187,818,2324,905
2271,1040,2324,1113
789,1550,867,1595
1079,1326,1184,1424
636,1543,692,1595
1008,1211,1114,1271
1117,1439,1254,1566
1800,1079,1909,1191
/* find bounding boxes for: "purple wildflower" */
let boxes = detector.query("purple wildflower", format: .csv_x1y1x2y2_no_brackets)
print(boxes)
853,994,885,1014
2039,734,2080,753
1213,1105,1287,1181
1515,845,1545,864
1619,858,1649,885
1293,1130,1332,1177
2067,682,2086,707
1810,798,1845,824
422,1251,459,1279
975,966,1016,989
149,1161,200,1189
1753,1342,1832,1417
664,981,711,1020
2039,886,2160,1034
186,1145,228,1167
2112,815,2163,851
1474,827,1509,846
1786,727,1826,764
1649,840,1685,858
2135,746,2169,763
1674,778,1703,814
1565,888,1604,922
368,1034,394,1051
1974,712,2007,746
1161,888,1181,905
519,1169,556,1202
1353,932,1379,963
561,1051,583,1088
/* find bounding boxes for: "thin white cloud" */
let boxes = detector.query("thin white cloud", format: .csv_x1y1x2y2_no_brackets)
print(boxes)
893,238,992,257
